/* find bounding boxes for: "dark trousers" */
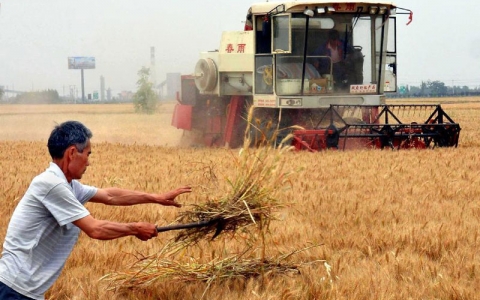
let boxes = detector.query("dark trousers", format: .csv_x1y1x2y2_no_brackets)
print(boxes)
0,281,34,300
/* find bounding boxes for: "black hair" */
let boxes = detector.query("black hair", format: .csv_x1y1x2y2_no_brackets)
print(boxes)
328,29,340,40
47,121,92,159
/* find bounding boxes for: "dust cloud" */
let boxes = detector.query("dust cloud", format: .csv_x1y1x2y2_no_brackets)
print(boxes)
0,102,185,147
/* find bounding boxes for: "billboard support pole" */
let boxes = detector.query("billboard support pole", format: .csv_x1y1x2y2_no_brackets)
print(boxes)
68,57,95,103
81,68,85,103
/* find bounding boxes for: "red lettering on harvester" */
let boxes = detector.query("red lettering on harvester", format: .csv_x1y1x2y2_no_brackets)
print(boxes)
345,3,356,11
237,44,246,53
225,44,234,53
332,4,342,11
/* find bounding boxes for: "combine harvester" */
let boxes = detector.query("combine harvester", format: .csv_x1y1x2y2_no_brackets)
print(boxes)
172,1,460,151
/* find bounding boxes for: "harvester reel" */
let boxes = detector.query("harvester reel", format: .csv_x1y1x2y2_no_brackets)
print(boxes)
194,58,218,92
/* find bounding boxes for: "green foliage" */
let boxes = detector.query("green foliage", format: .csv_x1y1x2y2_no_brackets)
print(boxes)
391,80,480,98
0,87,4,99
426,80,448,96
13,89,61,104
133,67,158,114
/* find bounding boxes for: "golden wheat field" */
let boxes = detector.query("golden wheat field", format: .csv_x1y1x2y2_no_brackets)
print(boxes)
1,98,480,300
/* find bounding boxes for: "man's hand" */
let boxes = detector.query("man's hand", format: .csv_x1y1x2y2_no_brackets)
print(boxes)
134,222,158,241
155,186,192,207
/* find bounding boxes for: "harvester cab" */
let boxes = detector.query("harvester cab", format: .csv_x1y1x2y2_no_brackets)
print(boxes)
172,1,460,150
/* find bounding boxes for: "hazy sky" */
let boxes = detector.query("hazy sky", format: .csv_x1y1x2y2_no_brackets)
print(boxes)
1,0,480,96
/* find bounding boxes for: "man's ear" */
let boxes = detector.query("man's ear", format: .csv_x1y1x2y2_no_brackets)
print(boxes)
65,145,77,161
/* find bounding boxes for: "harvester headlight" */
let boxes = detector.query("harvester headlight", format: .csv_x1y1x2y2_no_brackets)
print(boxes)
369,6,378,14
378,6,388,14
303,8,314,17
317,6,335,14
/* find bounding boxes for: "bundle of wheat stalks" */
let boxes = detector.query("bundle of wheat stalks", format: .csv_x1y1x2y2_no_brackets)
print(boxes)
101,247,321,290
102,106,312,291
170,106,296,245
172,153,289,244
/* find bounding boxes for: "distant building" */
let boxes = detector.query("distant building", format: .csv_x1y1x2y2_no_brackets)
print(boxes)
158,73,181,100
100,76,105,101
118,90,134,102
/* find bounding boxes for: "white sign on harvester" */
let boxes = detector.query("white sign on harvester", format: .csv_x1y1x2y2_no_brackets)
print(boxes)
350,84,377,94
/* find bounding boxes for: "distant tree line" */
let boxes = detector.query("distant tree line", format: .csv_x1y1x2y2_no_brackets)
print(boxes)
389,80,480,98
1,67,160,114
2,79,477,105
9,89,61,104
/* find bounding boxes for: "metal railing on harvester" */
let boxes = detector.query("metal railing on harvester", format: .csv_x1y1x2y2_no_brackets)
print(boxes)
292,104,461,151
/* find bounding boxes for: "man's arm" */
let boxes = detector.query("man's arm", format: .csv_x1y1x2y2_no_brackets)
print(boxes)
88,186,191,207
73,215,157,241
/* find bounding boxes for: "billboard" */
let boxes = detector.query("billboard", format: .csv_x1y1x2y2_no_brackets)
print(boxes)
68,57,95,69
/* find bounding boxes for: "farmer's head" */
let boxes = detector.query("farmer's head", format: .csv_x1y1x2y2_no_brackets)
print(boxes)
48,121,92,181
48,121,92,159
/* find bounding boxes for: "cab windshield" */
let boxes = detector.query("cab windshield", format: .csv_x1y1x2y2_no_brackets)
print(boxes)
255,12,390,96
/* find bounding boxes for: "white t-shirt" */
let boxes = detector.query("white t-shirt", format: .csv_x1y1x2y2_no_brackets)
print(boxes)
327,43,342,63
0,162,97,300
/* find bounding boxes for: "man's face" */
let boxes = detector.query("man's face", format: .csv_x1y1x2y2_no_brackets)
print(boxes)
68,139,91,180
328,37,338,46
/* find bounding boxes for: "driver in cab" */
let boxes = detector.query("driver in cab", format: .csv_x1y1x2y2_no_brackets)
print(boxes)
312,29,346,88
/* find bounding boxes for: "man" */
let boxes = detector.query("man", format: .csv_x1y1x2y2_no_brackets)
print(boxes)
0,121,191,300
313,29,346,86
